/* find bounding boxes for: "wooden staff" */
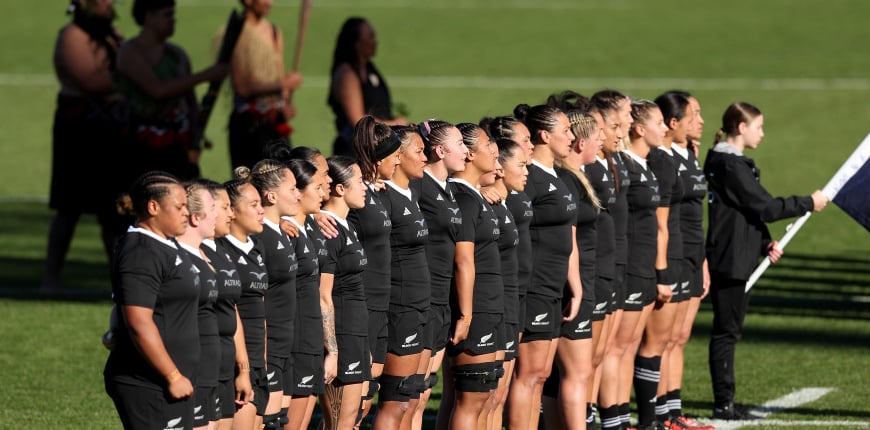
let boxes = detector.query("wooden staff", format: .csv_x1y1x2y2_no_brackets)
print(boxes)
197,9,245,149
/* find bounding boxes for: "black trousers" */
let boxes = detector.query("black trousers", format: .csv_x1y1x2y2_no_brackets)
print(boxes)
708,275,752,405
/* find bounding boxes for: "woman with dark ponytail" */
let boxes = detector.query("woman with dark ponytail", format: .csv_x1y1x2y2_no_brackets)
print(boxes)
507,103,581,430
705,102,827,420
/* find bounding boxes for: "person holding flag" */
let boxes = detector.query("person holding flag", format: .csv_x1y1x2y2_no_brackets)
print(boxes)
704,101,827,420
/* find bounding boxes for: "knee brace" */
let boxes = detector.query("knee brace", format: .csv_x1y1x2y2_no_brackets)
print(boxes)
364,377,380,400
428,373,440,389
493,360,505,380
278,407,289,426
378,374,417,402
408,374,425,399
262,413,282,430
453,363,499,393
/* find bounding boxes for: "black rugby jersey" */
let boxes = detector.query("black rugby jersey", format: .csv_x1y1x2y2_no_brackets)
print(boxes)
179,243,220,388
610,153,631,267
321,211,369,335
493,200,519,324
216,234,269,369
384,181,431,311
201,238,243,381
411,172,461,306
286,218,324,356
558,167,598,301
622,152,661,278
649,147,684,261
257,220,298,359
505,190,533,298
450,179,504,314
673,145,707,247
105,230,200,390
348,186,391,311
525,162,578,299
586,159,616,280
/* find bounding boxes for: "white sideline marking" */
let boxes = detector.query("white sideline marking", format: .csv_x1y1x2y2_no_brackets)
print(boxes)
174,0,629,10
703,387,869,430
5,73,870,91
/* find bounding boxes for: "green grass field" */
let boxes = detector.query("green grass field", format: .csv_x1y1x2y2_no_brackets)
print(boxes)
1,0,869,428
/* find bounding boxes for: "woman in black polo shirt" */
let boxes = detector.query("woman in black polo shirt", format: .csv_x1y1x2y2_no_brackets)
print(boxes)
104,171,199,430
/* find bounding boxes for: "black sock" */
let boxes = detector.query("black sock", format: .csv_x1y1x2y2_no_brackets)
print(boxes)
599,405,621,430
587,402,596,425
633,355,662,426
667,389,682,419
656,395,670,423
618,402,631,425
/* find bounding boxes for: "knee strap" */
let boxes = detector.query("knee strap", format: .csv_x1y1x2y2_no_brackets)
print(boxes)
408,374,425,399
428,373,440,389
278,407,289,425
262,413,282,430
378,374,416,402
453,363,499,393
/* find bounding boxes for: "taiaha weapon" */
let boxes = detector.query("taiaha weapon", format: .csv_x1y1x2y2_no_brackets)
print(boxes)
197,9,245,149
282,0,312,136
745,132,870,292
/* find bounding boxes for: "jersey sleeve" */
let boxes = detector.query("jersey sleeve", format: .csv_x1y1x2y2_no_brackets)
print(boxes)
722,159,813,222
114,245,166,309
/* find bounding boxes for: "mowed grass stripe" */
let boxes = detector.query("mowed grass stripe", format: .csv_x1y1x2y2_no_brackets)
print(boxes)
6,73,870,91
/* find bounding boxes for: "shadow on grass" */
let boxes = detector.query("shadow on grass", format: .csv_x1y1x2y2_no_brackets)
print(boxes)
0,255,111,303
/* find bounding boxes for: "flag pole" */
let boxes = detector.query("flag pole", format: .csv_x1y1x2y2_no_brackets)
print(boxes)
745,131,870,292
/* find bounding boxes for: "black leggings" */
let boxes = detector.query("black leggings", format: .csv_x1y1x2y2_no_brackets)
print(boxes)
708,276,752,405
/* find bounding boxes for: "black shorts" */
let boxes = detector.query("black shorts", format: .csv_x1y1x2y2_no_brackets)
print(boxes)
612,263,627,311
517,292,527,332
193,385,219,426
448,312,504,356
503,322,520,361
335,334,371,385
624,273,656,311
267,355,293,395
288,352,326,396
217,377,236,420
250,367,270,416
593,276,612,321
683,258,705,298
560,298,595,340
368,310,388,364
429,303,452,353
521,294,561,342
662,261,691,303
106,380,192,430
387,308,427,356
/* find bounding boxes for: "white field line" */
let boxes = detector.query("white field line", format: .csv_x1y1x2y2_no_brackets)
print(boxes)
703,387,870,430
4,74,870,91
174,0,629,10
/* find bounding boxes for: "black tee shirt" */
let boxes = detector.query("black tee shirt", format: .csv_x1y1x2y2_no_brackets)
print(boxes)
257,222,298,359
348,186,392,312
179,244,220,388
321,212,369,335
384,182,431,311
105,231,200,390
586,159,616,280
201,239,243,381
558,167,598,301
525,163,578,299
623,153,661,278
216,235,269,369
505,190,533,298
673,147,707,249
648,148,684,261
450,179,504,314
411,173,461,306
493,201,519,324
288,220,324,356
610,153,631,266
